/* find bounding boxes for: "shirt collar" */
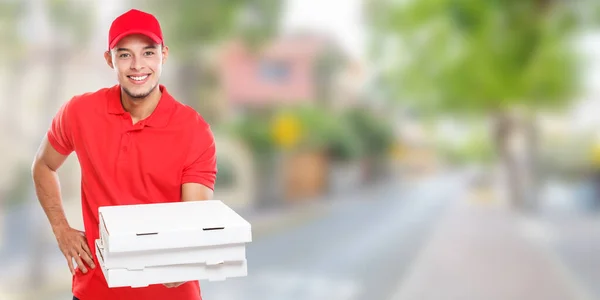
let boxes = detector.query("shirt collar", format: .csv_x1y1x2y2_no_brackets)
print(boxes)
107,84,176,128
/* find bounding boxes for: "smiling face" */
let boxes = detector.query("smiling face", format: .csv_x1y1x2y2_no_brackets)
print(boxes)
104,34,169,100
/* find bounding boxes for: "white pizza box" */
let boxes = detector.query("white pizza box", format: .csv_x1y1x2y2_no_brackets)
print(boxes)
99,200,252,254
99,240,246,270
96,240,248,288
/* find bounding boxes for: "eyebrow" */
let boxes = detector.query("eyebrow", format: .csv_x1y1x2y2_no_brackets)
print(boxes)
115,45,158,52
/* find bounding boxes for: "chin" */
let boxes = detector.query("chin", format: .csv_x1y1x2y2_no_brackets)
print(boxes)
123,83,158,99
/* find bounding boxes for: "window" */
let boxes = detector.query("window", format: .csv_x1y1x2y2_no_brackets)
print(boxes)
258,60,290,82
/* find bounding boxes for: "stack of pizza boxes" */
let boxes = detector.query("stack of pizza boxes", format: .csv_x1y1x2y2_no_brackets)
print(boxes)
95,200,252,288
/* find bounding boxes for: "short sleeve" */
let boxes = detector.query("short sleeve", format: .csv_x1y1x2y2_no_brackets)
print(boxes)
181,120,217,190
47,98,75,155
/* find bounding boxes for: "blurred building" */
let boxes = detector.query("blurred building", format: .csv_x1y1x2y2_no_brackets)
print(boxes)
216,33,363,117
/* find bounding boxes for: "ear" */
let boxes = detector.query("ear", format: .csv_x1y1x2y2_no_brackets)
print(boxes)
161,45,169,65
104,51,114,69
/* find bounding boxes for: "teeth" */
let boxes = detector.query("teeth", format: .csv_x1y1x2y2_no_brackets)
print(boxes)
129,75,148,81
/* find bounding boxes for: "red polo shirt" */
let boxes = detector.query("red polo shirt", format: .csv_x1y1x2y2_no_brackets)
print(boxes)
47,84,217,300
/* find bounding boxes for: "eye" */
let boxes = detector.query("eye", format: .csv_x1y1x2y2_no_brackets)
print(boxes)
119,53,130,58
144,51,155,56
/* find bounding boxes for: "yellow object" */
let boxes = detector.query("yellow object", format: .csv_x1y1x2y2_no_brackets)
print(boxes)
592,144,600,166
391,143,405,159
271,112,302,149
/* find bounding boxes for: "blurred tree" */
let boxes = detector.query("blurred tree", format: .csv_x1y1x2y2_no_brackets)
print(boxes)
44,0,94,122
0,1,26,137
137,0,282,123
367,0,586,209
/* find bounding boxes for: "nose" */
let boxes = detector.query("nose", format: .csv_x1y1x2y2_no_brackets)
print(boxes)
130,57,143,71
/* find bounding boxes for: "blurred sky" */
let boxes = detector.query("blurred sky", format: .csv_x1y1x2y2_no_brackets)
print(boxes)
281,0,366,60
573,32,600,131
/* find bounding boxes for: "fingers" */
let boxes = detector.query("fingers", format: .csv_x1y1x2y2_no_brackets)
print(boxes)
58,228,95,276
80,240,96,269
72,250,88,274
164,282,185,288
66,254,75,276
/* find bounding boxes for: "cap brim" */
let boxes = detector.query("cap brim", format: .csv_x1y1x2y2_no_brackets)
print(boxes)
109,30,163,50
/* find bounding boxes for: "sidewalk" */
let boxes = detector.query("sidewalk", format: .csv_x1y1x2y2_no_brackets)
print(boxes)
390,194,594,300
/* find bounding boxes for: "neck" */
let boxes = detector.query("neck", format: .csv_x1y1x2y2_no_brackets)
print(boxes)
120,86,162,124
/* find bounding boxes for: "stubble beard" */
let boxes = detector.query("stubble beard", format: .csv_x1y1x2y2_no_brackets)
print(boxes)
123,82,159,100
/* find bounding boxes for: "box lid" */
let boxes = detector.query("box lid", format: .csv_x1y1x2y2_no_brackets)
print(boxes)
99,200,252,253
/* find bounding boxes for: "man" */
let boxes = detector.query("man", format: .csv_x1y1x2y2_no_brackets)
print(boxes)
31,9,217,300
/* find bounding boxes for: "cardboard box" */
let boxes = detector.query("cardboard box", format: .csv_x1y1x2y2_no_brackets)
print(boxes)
96,200,251,287
99,242,246,270
96,240,248,288
99,200,252,254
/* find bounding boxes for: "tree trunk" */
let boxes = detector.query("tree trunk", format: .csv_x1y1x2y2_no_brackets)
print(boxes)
523,113,540,210
493,111,526,209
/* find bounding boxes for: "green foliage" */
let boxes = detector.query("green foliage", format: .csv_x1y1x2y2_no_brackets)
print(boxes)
140,0,241,54
344,108,396,158
228,105,395,162
140,0,282,55
237,0,283,49
368,0,581,115
327,119,365,161
0,1,25,61
47,0,94,46
228,112,275,155
292,106,340,149
288,106,364,160
215,159,237,189
437,130,495,165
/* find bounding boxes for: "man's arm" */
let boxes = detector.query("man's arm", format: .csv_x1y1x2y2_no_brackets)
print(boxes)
180,118,217,201
31,137,95,274
32,137,70,231
181,183,214,201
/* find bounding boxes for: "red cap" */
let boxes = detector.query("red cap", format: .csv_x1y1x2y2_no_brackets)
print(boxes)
108,9,164,50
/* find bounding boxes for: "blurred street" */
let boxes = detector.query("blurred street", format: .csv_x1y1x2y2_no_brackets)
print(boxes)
201,174,455,300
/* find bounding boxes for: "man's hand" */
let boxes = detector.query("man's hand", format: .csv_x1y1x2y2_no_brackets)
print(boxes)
164,282,186,288
54,226,95,275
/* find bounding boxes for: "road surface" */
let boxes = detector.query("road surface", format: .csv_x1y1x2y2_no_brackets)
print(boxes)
201,175,462,300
